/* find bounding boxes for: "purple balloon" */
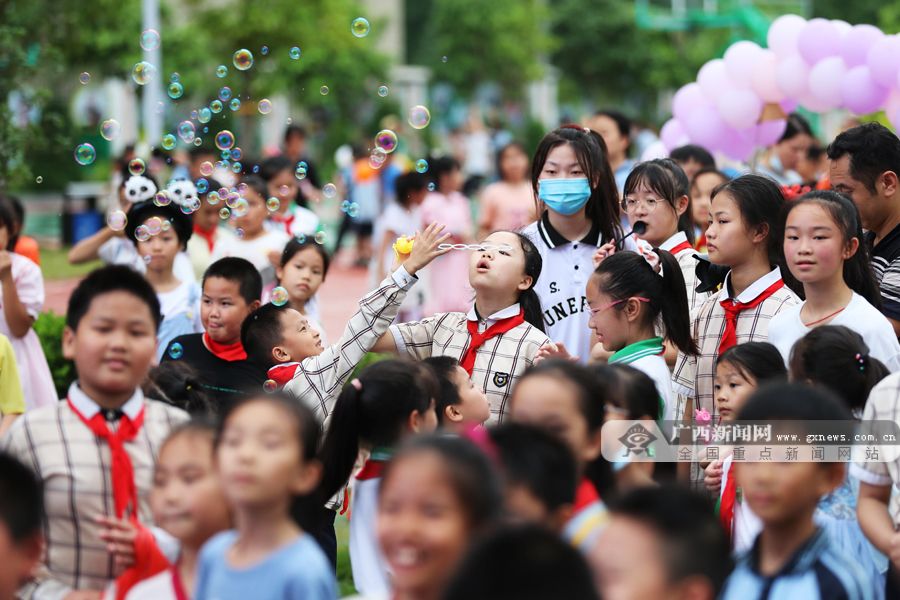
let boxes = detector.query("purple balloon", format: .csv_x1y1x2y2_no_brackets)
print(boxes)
755,120,787,146
751,50,784,103
724,41,763,88
841,24,883,67
719,126,756,161
660,119,689,150
797,18,839,65
767,14,807,59
867,35,900,88
698,59,731,100
775,54,810,99
780,98,799,113
685,109,727,150
672,83,707,122
808,56,846,109
842,66,889,115
717,89,763,130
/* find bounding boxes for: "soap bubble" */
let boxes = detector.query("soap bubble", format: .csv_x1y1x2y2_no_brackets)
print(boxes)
199,161,214,177
215,130,235,151
290,46,301,60
167,81,184,99
261,45,269,55
415,159,429,173
232,197,248,216
266,197,280,212
258,98,273,114
167,342,183,360
132,61,155,85
408,105,431,129
198,107,212,123
218,207,231,220
216,65,228,78
314,231,327,244
231,147,243,161
207,191,220,205
271,286,289,306
193,137,202,146
377,85,389,97
210,100,223,113
427,182,435,191
140,29,160,51
368,154,385,169
441,55,448,63
233,49,254,71
178,121,195,143
351,17,370,38
196,178,209,194
134,225,151,242
100,119,121,141
107,210,127,231
263,379,278,393
74,143,96,166
154,191,171,206
229,98,241,111
128,158,146,176
295,165,307,180
219,86,232,102
170,72,180,82
183,198,200,214
161,220,171,232
35,176,42,184
322,183,337,198
319,85,329,95
374,129,398,153
161,134,176,150
79,72,91,85
145,216,163,236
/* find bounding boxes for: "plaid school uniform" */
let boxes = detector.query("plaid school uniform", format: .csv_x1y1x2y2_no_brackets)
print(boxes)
852,373,900,526
672,268,800,421
1,384,187,597
390,304,550,422
660,231,710,317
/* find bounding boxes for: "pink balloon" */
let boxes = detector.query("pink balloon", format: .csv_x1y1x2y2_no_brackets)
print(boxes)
719,127,756,161
884,92,900,128
797,19,839,65
841,24,883,67
717,89,763,130
867,35,900,88
698,59,731,100
755,120,787,146
831,20,852,39
751,50,784,102
685,109,727,150
798,92,835,113
767,14,807,58
889,106,900,131
672,83,707,122
808,56,846,109
775,54,810,99
660,119,689,150
780,98,799,113
842,66,889,115
724,41,763,88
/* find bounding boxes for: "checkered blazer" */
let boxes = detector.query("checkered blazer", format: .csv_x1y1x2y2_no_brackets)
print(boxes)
391,313,550,422
1,399,187,596
852,372,900,525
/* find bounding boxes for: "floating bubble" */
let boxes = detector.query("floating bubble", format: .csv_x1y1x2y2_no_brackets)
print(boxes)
132,61,155,85
295,166,307,180
134,224,151,242
167,342,183,360
178,121,195,143
427,182,435,191
198,107,212,123
183,198,201,214
79,72,91,85
231,162,242,174
167,81,184,99
215,130,235,151
290,46,301,60
225,193,239,209
296,233,306,243
216,65,228,78
374,129,398,153
377,85,389,97
193,137,202,146
371,147,387,163
218,207,231,220
145,216,163,236
161,134,176,150
319,85,329,96
266,197,280,212
441,55,448,63
100,119,121,141
154,190,171,206
161,220,171,232
348,204,359,218
235,227,245,238
140,29,160,51
233,196,249,217
107,210,127,231
263,379,278,393
219,86,232,102
170,72,180,82
233,49,253,71
368,154,384,169
199,161,214,177
271,286,289,306
190,109,199,120
207,191,220,205
261,45,269,55
258,98,273,114
35,176,42,184
210,100,223,113
415,159,429,173
196,178,209,194
229,98,241,111
74,143,96,166
351,17,370,38
322,183,337,198
314,231,327,244
408,105,431,130
128,158,146,176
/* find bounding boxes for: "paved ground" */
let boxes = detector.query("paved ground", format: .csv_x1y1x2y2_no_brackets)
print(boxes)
44,254,371,342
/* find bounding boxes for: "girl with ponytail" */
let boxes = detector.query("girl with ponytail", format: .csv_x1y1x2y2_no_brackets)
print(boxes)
316,359,438,597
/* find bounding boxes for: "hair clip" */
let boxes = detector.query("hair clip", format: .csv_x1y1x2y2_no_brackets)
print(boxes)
350,378,362,391
855,353,866,372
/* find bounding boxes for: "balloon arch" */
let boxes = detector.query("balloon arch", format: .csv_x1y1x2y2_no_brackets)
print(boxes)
661,15,900,160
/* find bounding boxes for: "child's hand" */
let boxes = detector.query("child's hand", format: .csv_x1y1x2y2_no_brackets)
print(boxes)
704,460,723,494
592,242,616,269
535,341,579,363
402,223,451,275
0,251,12,280
96,515,137,574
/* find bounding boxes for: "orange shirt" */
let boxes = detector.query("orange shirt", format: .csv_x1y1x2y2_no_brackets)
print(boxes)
14,236,40,265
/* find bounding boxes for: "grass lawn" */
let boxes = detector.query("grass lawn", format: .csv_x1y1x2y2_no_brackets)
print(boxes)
336,515,357,596
41,247,100,281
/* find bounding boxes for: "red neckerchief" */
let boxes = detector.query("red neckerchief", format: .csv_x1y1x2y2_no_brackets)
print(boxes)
203,332,247,361
719,469,737,542
193,224,216,252
667,239,693,255
267,362,302,386
573,478,601,513
356,458,388,481
460,309,525,375
67,397,144,519
271,211,295,235
694,232,707,252
113,524,170,600
718,279,785,354
171,565,189,600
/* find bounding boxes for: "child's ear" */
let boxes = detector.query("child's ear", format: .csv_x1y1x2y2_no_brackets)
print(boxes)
583,427,603,462
673,575,716,600
62,326,76,360
248,300,262,312
271,345,291,364
675,194,690,217
820,463,847,496
16,532,43,585
444,404,464,423
517,274,533,292
750,221,770,245
292,458,322,496
843,237,860,260
275,266,284,281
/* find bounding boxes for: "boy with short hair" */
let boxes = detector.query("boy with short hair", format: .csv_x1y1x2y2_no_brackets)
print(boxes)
722,383,873,599
162,257,265,409
1,265,188,597
592,484,732,600
0,452,44,600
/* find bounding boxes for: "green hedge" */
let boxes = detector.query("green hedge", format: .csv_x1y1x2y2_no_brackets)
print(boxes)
34,311,75,399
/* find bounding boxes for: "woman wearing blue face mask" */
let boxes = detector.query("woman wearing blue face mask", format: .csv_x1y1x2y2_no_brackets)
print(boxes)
521,125,625,363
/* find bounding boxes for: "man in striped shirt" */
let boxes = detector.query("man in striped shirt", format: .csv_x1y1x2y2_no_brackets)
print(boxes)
828,123,900,336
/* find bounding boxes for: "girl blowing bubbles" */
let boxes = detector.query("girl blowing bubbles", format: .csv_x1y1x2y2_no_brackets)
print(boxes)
769,190,900,371
194,393,336,600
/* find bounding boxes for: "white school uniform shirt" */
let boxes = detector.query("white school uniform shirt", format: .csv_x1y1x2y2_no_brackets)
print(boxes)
768,292,900,372
98,237,195,283
720,454,762,554
211,229,290,287
659,231,709,316
349,452,392,596
609,338,675,433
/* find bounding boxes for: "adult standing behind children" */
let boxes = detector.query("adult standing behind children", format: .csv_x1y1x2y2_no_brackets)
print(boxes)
477,142,537,238
828,122,900,336
585,110,635,195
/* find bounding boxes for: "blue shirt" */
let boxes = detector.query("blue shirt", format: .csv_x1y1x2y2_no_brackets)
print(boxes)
721,528,875,600
195,531,337,600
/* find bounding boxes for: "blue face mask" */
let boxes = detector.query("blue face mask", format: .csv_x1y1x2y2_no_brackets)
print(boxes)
538,178,591,216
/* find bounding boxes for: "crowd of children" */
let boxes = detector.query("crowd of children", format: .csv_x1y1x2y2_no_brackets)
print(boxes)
3,118,900,600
